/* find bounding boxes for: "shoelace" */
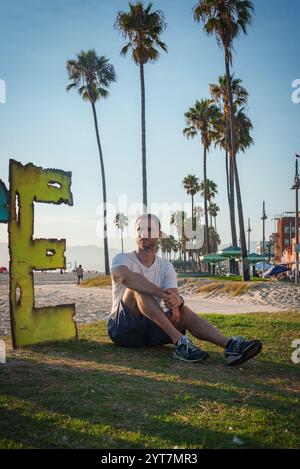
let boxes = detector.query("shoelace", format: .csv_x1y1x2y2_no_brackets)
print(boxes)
180,337,198,356
230,336,245,352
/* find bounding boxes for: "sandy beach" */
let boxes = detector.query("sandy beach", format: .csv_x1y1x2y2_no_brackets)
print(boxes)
0,272,299,335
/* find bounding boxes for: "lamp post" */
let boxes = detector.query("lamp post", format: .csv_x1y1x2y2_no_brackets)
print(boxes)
261,201,267,272
291,155,300,285
247,218,251,254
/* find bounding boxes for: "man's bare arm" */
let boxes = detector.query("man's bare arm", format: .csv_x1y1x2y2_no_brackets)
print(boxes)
112,266,166,299
164,288,183,308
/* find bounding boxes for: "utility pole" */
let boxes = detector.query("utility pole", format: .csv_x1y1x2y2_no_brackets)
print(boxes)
292,155,300,285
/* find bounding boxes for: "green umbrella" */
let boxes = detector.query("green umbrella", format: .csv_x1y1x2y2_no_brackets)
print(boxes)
200,253,227,264
247,253,269,264
219,245,241,258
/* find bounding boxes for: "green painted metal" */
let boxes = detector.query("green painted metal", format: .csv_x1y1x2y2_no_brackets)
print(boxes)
8,159,78,348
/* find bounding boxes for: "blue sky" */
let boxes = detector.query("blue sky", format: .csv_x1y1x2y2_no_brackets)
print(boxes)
0,0,300,252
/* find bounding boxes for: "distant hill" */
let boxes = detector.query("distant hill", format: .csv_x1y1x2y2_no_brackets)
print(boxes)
0,242,121,271
66,245,120,272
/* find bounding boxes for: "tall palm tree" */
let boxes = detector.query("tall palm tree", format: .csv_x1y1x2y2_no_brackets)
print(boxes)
210,75,248,247
183,175,201,271
234,108,253,152
194,0,254,280
171,210,188,266
200,179,218,227
208,226,221,255
208,202,220,232
183,99,220,253
114,212,129,252
215,108,253,165
170,236,179,261
66,50,116,275
115,2,167,211
183,175,200,231
158,234,169,260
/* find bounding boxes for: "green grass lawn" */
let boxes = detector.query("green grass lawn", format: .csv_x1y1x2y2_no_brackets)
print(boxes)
177,273,269,282
0,312,299,449
201,275,269,282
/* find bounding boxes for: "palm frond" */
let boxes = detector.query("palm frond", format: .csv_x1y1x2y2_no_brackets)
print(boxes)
65,50,116,104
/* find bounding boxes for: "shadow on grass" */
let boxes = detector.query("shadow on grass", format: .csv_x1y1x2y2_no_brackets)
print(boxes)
0,403,269,449
23,335,300,388
1,350,299,449
1,313,300,449
0,366,275,449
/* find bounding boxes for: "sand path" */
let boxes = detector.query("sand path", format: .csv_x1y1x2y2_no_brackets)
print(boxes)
0,282,291,335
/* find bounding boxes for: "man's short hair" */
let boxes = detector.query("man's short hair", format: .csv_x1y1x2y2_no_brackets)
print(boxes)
135,213,161,231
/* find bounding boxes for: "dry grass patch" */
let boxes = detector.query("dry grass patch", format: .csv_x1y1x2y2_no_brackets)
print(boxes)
196,281,251,297
79,275,112,287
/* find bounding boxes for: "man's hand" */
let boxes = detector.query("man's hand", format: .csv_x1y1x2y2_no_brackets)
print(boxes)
163,289,183,327
168,306,181,326
163,289,182,310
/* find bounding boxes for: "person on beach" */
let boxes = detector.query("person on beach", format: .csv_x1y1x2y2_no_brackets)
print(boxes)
108,214,262,365
76,265,84,284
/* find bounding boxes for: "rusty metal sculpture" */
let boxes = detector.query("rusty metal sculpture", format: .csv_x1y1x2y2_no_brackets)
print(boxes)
0,159,77,348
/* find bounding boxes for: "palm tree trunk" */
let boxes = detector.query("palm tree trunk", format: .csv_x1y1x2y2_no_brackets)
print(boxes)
203,147,209,254
91,102,110,275
140,63,147,211
121,230,124,253
208,199,212,227
229,153,237,245
232,155,249,279
191,194,195,271
191,194,194,227
225,118,238,246
225,53,249,281
225,120,230,202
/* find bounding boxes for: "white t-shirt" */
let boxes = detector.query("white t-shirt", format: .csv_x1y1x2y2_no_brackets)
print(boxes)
110,251,178,316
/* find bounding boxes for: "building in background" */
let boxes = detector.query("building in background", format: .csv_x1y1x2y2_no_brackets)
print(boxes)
256,212,300,266
268,233,277,261
273,213,298,262
256,240,272,260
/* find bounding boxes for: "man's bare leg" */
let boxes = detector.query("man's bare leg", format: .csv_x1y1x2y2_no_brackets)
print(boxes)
179,304,229,348
122,289,183,344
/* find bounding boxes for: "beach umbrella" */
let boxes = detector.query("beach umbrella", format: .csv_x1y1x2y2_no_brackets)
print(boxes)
247,253,269,264
200,253,227,263
262,265,289,277
218,246,241,274
219,245,241,258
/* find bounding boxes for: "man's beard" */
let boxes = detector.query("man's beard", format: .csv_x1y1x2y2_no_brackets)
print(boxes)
139,240,156,250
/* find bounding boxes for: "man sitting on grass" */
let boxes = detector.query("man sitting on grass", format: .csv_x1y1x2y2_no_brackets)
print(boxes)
108,214,262,366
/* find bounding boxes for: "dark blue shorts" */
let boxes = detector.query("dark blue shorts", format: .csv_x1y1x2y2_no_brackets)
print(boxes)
107,300,185,347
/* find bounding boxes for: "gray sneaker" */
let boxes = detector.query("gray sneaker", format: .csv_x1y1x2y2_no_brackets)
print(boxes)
173,336,209,363
224,336,262,366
